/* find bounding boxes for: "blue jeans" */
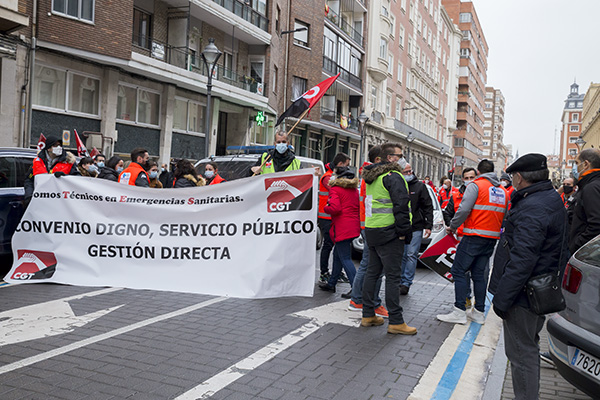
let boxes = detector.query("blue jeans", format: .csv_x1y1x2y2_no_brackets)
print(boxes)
451,235,496,312
401,230,423,287
327,239,356,287
351,231,382,306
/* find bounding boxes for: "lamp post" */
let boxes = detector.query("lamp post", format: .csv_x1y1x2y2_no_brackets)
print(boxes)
201,38,222,158
357,110,369,166
405,131,415,162
575,136,587,151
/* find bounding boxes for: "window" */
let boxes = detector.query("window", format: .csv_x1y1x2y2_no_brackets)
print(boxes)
569,149,577,156
570,125,580,132
577,101,583,108
379,37,388,59
388,54,393,74
33,65,100,116
133,8,152,49
52,0,94,22
116,84,160,126
293,20,309,47
569,136,579,143
386,94,391,116
399,25,405,47
397,62,403,83
401,0,407,11
275,6,280,34
371,85,377,109
173,98,205,134
381,5,389,17
223,52,234,79
272,65,278,94
292,76,307,100
459,13,472,23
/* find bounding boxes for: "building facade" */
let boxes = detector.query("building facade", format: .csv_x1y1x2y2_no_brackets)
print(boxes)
483,86,508,173
559,82,584,179
581,82,600,150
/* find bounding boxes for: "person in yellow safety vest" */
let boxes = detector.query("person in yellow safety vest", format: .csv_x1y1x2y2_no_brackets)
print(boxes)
318,153,351,285
360,142,417,335
437,159,508,325
250,130,300,175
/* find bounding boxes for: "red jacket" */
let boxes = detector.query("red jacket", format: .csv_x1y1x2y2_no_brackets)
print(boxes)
323,175,360,243
208,174,226,185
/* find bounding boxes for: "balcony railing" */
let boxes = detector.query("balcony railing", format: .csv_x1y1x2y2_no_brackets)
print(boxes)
321,106,359,131
323,56,362,90
212,0,269,32
132,36,266,97
325,7,363,46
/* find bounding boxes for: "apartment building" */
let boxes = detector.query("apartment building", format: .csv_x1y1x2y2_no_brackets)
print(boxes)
363,0,457,183
581,82,600,150
442,0,488,173
559,82,584,178
12,0,280,163
483,86,508,173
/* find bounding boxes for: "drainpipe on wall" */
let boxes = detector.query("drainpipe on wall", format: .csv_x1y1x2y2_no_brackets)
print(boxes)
26,0,38,149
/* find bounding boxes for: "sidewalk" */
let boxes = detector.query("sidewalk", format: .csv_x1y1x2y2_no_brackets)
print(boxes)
500,323,592,400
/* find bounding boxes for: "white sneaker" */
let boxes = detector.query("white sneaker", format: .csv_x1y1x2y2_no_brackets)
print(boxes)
467,308,485,324
437,306,467,324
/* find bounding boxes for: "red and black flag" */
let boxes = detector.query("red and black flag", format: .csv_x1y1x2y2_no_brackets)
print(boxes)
276,73,340,126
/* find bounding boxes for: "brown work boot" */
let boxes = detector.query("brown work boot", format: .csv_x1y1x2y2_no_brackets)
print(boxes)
361,316,385,327
387,323,417,335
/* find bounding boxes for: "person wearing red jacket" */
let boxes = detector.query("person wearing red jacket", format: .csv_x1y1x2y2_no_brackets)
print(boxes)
318,166,360,292
204,161,226,185
437,178,456,209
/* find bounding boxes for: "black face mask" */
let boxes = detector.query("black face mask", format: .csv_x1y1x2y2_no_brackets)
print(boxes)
563,185,574,194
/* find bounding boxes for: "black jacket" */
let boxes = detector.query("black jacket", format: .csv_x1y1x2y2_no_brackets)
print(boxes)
406,177,433,232
489,180,568,312
362,162,412,246
569,169,600,254
97,167,119,182
174,174,205,188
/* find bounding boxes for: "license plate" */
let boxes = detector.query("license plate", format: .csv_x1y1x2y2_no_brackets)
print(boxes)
569,347,600,382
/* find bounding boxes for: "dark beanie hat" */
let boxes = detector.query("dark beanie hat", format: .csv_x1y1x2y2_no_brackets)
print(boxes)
44,135,62,150
500,172,511,182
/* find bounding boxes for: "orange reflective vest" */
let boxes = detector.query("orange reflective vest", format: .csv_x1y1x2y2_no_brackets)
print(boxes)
209,174,226,185
451,190,465,237
438,187,455,209
119,163,150,186
318,168,333,219
462,178,508,239
32,156,73,176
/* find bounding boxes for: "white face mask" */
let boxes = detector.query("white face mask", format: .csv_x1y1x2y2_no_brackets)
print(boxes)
442,184,448,190
500,181,508,187
403,174,414,182
116,166,124,173
205,170,215,179
52,146,63,156
275,143,288,154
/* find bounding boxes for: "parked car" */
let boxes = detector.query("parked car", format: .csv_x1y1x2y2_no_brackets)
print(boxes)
351,182,444,259
0,148,37,271
547,234,600,398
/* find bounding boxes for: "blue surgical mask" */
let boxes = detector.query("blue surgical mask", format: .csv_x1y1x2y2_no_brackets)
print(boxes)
149,171,159,179
205,170,215,179
97,162,105,168
88,164,98,173
276,143,288,154
403,174,414,182
572,163,579,180
116,166,124,173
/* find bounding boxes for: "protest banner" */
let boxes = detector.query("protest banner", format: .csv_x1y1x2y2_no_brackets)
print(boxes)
4,169,318,299
419,230,460,283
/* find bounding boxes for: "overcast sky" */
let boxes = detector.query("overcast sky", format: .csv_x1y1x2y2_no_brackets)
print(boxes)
473,0,600,157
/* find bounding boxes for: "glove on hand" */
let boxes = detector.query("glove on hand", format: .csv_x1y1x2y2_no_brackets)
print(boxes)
54,171,66,178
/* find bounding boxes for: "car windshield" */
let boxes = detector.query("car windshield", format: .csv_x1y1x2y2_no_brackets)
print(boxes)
574,235,600,268
195,160,255,181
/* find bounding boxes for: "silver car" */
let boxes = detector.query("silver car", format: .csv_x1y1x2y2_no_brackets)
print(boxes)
547,234,600,397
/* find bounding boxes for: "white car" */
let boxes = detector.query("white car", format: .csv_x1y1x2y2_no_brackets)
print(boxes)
351,184,443,258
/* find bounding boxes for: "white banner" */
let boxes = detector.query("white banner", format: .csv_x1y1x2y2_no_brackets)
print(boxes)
4,169,318,298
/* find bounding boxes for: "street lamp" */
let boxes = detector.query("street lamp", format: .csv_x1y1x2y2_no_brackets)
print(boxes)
575,136,587,151
201,38,222,158
357,110,369,166
405,131,415,162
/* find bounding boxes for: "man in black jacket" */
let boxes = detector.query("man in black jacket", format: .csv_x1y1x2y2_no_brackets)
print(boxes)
399,163,433,295
489,153,568,400
360,143,416,335
569,148,600,254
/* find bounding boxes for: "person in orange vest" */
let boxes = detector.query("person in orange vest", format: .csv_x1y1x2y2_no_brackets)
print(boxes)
437,178,456,209
437,159,508,325
118,147,150,187
318,153,351,283
204,161,226,185
24,135,78,204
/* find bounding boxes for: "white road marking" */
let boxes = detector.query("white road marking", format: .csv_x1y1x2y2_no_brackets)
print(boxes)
176,301,357,399
0,287,124,346
0,296,227,375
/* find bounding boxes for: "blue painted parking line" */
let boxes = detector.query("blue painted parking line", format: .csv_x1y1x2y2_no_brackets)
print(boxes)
431,294,493,400
0,282,10,288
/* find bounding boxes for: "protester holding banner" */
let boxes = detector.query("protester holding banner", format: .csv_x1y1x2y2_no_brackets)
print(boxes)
204,162,226,185
24,135,78,204
488,154,568,400
147,161,163,189
361,143,416,335
77,157,98,177
98,156,123,182
399,163,433,296
437,160,507,325
318,166,360,293
250,131,300,175
173,159,205,188
119,148,150,187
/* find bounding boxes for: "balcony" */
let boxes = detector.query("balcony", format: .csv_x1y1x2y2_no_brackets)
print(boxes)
323,56,362,91
210,0,268,32
0,1,28,33
321,106,359,132
325,7,363,47
132,36,265,96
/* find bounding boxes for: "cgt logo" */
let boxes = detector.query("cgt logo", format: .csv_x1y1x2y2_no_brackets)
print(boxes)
11,250,57,280
264,175,313,213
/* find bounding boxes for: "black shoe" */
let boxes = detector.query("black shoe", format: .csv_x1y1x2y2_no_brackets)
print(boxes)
339,272,350,283
341,290,352,299
399,285,410,295
319,272,330,283
318,282,336,292
540,351,555,367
